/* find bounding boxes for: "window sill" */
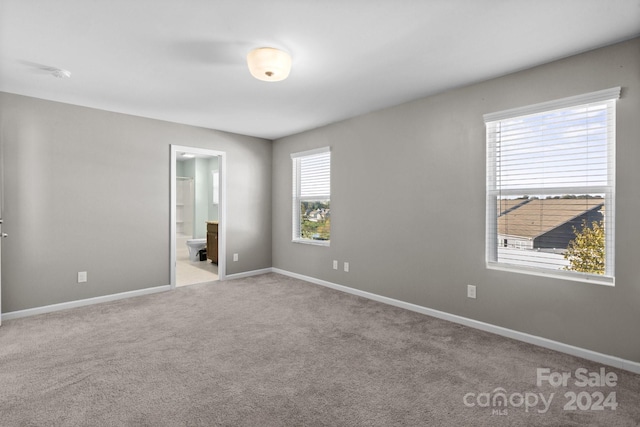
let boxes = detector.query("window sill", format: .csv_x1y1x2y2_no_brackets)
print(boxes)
486,263,614,287
292,238,330,247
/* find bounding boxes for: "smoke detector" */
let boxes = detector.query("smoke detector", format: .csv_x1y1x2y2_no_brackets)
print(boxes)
50,68,71,79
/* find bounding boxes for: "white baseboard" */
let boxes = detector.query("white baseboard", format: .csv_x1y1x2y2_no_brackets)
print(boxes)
1,267,273,322
2,285,171,321
272,268,640,375
224,268,273,280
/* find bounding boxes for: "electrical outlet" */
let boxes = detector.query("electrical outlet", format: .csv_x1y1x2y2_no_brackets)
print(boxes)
344,262,350,272
333,260,338,270
467,284,476,299
78,271,87,283
233,253,239,262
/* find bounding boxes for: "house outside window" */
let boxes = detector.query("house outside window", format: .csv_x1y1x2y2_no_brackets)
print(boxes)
291,147,331,245
485,88,619,285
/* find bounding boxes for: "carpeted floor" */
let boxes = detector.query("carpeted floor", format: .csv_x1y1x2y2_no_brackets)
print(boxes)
0,273,638,426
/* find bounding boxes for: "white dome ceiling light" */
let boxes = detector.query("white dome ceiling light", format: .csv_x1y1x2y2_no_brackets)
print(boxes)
247,47,291,82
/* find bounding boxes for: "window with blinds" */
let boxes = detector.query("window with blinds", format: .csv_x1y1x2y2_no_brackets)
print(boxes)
291,147,331,245
485,88,619,285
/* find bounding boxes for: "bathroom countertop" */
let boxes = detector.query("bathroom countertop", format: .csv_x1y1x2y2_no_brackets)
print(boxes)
206,221,219,225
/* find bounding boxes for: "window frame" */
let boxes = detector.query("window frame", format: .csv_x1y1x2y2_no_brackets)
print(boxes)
291,146,331,246
484,88,620,286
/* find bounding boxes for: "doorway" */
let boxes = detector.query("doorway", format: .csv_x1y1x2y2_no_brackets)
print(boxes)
170,145,226,288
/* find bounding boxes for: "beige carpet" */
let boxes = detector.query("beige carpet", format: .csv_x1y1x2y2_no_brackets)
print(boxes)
0,273,638,426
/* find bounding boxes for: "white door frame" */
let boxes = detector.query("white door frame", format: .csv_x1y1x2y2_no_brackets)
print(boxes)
170,145,227,289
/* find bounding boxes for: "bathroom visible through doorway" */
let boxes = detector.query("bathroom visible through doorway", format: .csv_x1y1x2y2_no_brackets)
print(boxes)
170,145,226,288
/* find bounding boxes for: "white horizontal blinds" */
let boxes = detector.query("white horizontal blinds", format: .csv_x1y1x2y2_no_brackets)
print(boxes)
485,88,619,281
490,102,613,192
299,152,331,200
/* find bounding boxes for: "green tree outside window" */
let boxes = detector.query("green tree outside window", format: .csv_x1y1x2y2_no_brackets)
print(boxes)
564,220,605,275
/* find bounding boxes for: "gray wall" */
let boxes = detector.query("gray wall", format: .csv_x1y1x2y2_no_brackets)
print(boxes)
272,38,640,363
0,93,272,312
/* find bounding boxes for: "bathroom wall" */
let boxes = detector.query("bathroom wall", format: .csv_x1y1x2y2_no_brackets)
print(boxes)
176,157,219,239
193,158,208,239
208,157,220,222
176,160,186,177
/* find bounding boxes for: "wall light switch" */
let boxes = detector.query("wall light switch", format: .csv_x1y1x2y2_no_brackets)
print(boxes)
344,262,350,273
233,253,239,262
333,260,338,270
78,271,87,283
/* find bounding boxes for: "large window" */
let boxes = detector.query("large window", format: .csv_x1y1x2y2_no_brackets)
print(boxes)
485,88,619,285
291,147,331,245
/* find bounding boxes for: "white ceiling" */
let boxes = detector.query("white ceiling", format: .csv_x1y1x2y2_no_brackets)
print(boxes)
1,0,639,140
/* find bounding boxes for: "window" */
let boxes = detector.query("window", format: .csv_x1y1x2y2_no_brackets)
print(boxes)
485,88,619,285
291,147,331,245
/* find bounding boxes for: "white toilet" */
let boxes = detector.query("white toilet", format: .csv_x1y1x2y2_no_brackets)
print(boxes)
186,238,207,261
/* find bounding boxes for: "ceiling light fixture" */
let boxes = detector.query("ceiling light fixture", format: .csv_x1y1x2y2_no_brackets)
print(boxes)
181,153,195,158
247,47,291,82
